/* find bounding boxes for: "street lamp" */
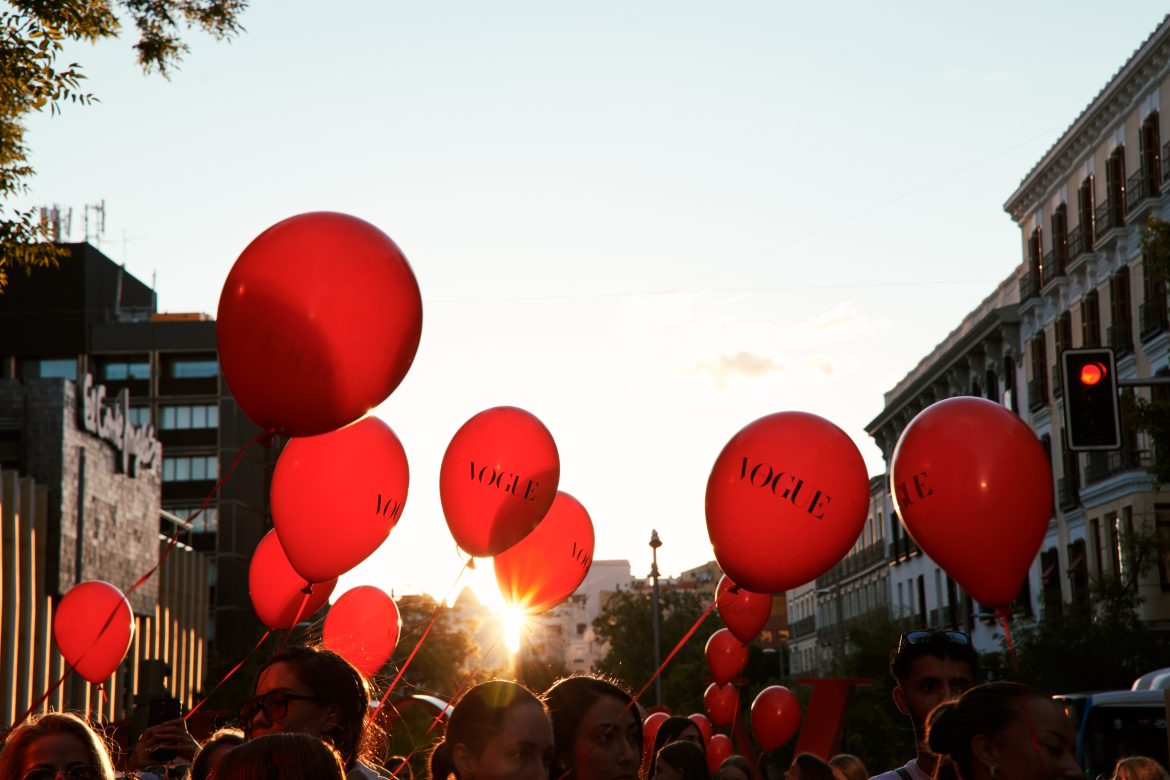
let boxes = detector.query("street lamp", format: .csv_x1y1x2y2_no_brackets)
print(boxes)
649,529,662,706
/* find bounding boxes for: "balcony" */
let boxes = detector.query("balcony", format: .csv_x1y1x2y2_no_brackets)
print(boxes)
1084,448,1150,485
1107,322,1133,356
1051,364,1063,399
789,615,815,640
928,605,960,629
1127,165,1161,214
1057,475,1080,511
1019,271,1040,302
1052,238,1068,277
1095,196,1125,241
1028,376,1048,412
1141,300,1169,341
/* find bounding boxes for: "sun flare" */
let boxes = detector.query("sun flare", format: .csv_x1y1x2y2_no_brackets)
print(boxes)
502,606,527,656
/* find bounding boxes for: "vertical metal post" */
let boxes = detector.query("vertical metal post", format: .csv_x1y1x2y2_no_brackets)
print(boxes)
649,530,662,706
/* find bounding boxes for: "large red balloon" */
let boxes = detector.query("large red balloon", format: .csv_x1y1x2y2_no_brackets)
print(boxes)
494,491,594,614
751,686,801,751
54,581,134,684
323,586,401,678
249,531,337,630
688,713,713,746
704,683,740,728
716,575,773,644
891,397,1052,607
707,734,734,773
271,416,409,583
440,407,559,557
705,628,748,685
706,412,869,593
217,211,423,437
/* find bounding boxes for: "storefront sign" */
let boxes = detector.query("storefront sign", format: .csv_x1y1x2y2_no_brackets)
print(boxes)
79,373,159,477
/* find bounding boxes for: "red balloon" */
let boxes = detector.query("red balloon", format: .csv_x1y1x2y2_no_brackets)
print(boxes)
642,711,670,769
440,407,560,557
706,412,869,593
707,734,734,773
717,575,774,643
706,628,748,685
271,416,409,583
53,581,134,684
323,586,401,678
704,683,740,728
751,686,801,751
249,531,337,630
494,491,594,614
217,211,423,437
891,397,1052,607
688,713,713,745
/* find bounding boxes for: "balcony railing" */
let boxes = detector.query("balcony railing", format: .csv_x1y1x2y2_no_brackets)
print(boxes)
1051,363,1063,398
1084,448,1150,485
1019,271,1039,301
1163,140,1170,181
1108,321,1133,356
1127,169,1152,212
1057,475,1080,511
1053,237,1068,276
789,615,815,639
1096,196,1125,239
1028,376,1048,412
1068,226,1087,261
1141,300,1169,341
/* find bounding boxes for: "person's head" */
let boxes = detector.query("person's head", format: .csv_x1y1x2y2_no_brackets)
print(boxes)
784,754,840,780
190,727,245,780
926,681,1080,780
827,754,866,780
889,630,979,744
241,645,379,768
0,712,116,780
649,717,705,778
1113,757,1170,780
717,755,753,780
545,675,642,780
653,740,708,780
387,756,415,780
214,733,345,780
428,680,552,780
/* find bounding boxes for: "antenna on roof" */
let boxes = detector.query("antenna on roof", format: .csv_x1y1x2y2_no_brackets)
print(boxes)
83,200,106,245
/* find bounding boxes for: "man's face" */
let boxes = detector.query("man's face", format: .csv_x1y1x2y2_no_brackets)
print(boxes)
892,654,974,742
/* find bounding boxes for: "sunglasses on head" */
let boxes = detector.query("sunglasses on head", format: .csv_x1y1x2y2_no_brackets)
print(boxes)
897,630,971,650
23,767,99,780
239,688,328,725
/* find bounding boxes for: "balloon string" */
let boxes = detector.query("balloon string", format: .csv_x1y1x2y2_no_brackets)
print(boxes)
184,629,272,721
995,607,1019,671
629,598,717,709
276,587,315,653
2,669,73,740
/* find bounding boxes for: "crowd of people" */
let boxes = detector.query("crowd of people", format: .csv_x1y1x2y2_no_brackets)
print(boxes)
0,632,1164,780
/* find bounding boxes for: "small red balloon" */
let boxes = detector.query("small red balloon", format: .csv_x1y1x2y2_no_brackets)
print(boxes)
643,711,670,770
217,211,423,437
706,412,869,593
706,628,748,685
249,531,337,630
716,575,774,644
440,407,559,557
688,713,713,746
751,686,801,751
54,581,134,684
323,586,401,678
707,734,734,773
704,683,740,728
271,416,409,583
891,397,1052,607
494,491,594,614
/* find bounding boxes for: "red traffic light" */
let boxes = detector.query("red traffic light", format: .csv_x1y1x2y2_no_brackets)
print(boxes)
1079,362,1106,386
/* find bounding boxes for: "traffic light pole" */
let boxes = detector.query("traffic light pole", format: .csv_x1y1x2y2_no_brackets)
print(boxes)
1117,377,1170,386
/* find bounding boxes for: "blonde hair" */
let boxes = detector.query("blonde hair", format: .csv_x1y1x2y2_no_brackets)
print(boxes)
0,712,116,780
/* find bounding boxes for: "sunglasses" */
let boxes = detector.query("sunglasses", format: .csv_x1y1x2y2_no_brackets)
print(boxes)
24,767,99,780
239,689,329,725
898,630,971,650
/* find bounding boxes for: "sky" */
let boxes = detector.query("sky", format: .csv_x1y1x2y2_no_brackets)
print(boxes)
13,1,1170,601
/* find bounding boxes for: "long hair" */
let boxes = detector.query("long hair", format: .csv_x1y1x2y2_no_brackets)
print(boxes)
215,733,345,780
429,680,546,780
650,717,704,777
544,675,641,779
1113,757,1170,780
828,754,867,780
926,682,1045,780
0,713,116,780
654,740,708,780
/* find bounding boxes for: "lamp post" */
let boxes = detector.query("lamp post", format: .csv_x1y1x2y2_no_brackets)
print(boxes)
649,529,663,706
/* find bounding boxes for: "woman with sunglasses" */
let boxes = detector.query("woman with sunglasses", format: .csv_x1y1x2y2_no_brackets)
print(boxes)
239,645,386,780
0,712,116,780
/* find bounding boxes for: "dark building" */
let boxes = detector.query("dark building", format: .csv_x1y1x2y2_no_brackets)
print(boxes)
0,243,275,661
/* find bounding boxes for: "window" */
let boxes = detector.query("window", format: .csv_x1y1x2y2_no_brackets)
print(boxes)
1156,505,1170,591
1051,204,1069,275
1140,112,1161,198
1081,290,1101,347
169,359,219,379
170,506,219,534
1104,147,1126,230
100,360,149,381
1077,175,1095,252
160,404,218,430
1141,251,1168,339
1028,227,1043,289
162,455,218,482
128,407,151,427
23,359,77,380
1028,334,1048,411
1109,269,1133,355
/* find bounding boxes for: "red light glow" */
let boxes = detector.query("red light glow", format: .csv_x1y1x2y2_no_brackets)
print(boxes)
1080,362,1105,386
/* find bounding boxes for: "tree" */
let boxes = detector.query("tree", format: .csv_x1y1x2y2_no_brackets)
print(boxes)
389,594,485,700
0,0,246,289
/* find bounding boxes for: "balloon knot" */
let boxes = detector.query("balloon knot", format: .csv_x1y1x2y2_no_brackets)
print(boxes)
259,429,279,449
301,584,313,595
466,558,477,571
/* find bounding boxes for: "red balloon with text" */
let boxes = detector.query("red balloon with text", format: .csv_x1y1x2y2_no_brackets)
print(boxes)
707,734,734,774
323,586,401,678
706,628,749,685
716,575,773,643
688,713,713,745
54,581,134,684
249,530,337,630
272,416,409,583
704,683,740,728
891,397,1052,607
495,491,593,614
441,407,559,557
217,212,423,437
751,686,801,751
706,412,869,593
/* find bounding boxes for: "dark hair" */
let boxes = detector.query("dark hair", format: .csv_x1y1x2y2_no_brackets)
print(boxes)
718,755,753,779
544,675,641,778
253,644,383,768
828,754,867,780
650,717,704,777
789,753,837,780
0,712,116,780
386,755,415,780
429,680,546,780
926,682,1045,780
655,740,709,780
889,632,980,686
215,733,345,780
190,727,245,780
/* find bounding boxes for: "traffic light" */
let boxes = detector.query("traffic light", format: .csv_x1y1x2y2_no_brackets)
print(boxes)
1061,348,1121,451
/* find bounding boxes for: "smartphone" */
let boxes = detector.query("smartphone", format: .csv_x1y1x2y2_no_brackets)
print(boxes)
147,697,182,763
